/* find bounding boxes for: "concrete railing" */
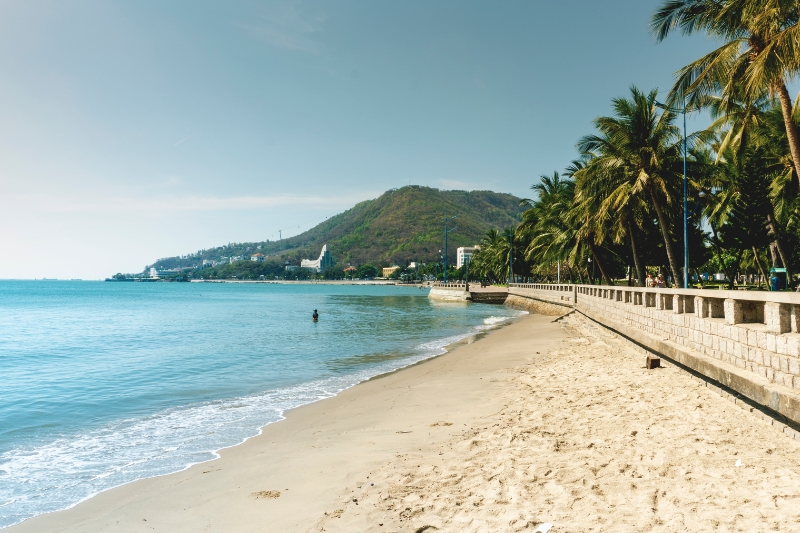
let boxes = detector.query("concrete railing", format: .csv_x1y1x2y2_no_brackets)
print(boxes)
432,282,469,289
520,284,800,426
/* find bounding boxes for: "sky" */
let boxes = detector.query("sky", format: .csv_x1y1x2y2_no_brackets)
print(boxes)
0,0,718,279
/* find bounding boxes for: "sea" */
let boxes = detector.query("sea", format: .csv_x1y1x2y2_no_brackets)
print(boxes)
0,280,524,528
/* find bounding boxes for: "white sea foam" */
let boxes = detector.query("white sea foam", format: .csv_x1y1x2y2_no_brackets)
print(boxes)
0,309,526,529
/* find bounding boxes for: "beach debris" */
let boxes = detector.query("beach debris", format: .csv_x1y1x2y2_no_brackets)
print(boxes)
429,421,453,427
251,490,281,499
735,459,743,467
396,430,412,434
646,356,661,369
534,523,553,533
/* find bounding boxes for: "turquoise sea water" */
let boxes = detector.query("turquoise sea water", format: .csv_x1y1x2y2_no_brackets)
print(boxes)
0,281,523,528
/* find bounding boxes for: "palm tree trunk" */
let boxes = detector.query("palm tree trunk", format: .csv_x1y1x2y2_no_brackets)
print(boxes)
628,221,645,286
727,248,744,290
710,225,734,283
752,246,768,290
588,240,614,285
766,211,792,285
647,185,682,286
776,82,800,182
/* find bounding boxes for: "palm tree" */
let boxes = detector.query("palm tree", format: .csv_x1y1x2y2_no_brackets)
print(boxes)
705,90,770,165
522,172,581,281
574,158,649,286
470,229,503,282
651,0,800,181
577,86,686,285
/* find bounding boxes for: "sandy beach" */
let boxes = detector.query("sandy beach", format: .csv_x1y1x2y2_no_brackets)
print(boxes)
10,312,800,532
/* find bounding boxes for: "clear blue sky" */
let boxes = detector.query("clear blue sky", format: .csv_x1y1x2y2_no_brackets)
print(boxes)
0,0,716,279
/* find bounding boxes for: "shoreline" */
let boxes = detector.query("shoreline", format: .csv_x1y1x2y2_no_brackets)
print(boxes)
3,309,525,532
10,312,800,531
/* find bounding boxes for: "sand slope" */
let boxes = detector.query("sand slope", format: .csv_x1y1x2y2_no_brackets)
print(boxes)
310,315,800,532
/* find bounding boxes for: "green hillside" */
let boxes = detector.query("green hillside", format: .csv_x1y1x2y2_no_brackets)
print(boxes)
150,186,524,271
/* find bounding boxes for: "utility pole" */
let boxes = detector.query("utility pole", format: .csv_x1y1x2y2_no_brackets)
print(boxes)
443,215,457,283
279,230,282,241
508,231,514,285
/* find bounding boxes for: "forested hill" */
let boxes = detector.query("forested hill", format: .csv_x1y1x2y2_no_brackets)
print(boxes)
150,186,525,270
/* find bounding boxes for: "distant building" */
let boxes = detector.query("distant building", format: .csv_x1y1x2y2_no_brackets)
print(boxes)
408,262,418,269
150,267,183,278
285,265,299,272
202,260,214,269
456,246,479,268
251,253,266,263
344,266,357,273
383,266,400,277
230,256,243,264
301,244,334,272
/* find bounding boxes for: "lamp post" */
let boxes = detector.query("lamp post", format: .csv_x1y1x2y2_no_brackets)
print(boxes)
655,98,689,289
443,216,457,283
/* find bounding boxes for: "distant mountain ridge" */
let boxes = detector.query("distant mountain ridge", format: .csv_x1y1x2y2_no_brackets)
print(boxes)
150,186,525,270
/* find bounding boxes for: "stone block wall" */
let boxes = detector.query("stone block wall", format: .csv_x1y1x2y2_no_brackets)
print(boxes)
506,284,576,316
428,285,471,302
575,286,800,392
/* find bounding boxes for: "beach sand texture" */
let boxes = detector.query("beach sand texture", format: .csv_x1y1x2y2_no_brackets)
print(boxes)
10,313,800,532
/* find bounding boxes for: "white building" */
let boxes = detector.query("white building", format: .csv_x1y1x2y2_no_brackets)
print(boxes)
456,246,479,268
230,256,243,264
150,267,183,278
202,260,214,268
251,253,266,263
301,244,334,272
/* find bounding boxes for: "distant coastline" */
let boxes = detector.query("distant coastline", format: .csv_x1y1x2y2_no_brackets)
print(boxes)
189,279,430,286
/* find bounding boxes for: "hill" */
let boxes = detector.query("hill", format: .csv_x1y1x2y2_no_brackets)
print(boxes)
149,186,525,271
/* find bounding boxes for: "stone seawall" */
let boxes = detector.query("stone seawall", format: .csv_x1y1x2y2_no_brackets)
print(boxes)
428,286,471,302
512,283,800,427
505,284,576,316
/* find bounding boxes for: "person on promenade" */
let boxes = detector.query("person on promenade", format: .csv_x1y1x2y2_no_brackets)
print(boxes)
646,273,654,287
656,274,666,288
312,309,319,322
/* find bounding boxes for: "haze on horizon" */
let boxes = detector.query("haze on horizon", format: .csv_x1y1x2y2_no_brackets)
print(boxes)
0,1,714,280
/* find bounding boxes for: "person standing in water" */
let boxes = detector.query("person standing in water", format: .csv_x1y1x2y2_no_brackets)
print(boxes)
312,309,319,322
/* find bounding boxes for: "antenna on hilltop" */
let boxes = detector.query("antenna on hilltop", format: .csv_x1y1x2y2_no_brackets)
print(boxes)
279,230,282,240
